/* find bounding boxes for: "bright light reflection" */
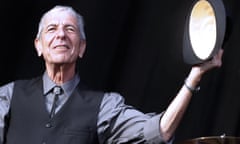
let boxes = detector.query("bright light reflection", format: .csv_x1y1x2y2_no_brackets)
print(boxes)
189,0,216,60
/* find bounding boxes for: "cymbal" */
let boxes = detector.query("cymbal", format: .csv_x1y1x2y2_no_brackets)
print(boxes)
179,136,240,144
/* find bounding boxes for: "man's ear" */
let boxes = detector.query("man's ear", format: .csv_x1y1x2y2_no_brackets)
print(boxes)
34,39,42,57
78,40,86,58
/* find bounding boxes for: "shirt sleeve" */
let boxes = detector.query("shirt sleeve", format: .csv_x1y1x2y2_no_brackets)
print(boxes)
97,92,174,144
0,82,14,142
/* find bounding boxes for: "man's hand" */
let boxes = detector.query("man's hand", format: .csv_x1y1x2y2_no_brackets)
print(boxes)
194,48,224,75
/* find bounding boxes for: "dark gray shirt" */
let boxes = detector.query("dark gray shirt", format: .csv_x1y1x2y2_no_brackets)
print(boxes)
0,72,173,144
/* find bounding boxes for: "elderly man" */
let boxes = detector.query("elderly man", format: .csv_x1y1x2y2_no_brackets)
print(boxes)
0,5,223,144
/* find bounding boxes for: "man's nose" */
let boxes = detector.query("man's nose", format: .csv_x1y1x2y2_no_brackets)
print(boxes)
56,28,66,38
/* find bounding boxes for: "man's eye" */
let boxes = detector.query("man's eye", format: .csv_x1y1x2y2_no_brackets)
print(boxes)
48,28,55,32
66,27,75,32
47,27,56,32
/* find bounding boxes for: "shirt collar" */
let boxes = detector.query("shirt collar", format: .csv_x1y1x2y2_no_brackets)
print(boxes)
42,71,80,96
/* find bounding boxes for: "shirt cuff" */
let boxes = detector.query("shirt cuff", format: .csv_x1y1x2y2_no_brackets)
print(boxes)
143,112,174,144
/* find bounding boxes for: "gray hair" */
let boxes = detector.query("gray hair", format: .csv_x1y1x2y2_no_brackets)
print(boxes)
36,5,86,40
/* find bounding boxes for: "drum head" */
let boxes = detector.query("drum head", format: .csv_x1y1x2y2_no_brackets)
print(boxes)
183,0,226,65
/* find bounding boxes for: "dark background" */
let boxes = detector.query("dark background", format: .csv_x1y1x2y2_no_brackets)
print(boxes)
0,0,240,143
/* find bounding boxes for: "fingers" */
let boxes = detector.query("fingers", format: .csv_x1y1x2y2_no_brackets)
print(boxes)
212,48,224,67
190,48,224,78
195,48,224,73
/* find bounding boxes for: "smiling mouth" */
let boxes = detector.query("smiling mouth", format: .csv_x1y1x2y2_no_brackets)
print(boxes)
54,45,69,49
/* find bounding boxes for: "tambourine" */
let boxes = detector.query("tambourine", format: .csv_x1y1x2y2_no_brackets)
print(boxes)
183,0,226,65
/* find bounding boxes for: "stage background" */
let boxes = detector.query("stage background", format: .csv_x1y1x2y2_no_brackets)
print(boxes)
0,0,239,143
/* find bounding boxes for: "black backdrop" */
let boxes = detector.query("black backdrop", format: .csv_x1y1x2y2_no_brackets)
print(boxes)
0,0,240,143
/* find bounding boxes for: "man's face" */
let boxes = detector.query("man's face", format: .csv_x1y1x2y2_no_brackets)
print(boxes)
35,10,86,65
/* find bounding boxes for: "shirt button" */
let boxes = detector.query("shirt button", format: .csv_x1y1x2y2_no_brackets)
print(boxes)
45,123,52,128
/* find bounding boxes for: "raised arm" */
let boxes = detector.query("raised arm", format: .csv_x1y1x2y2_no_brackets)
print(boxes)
159,49,224,142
